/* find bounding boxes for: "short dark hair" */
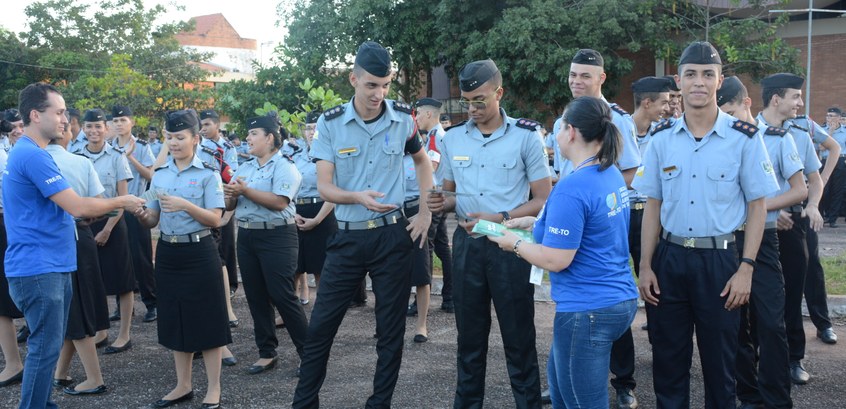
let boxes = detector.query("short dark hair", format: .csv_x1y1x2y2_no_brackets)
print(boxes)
762,88,787,108
19,83,61,126
633,92,662,109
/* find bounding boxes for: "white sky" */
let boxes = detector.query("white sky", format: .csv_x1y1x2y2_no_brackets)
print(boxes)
3,0,289,50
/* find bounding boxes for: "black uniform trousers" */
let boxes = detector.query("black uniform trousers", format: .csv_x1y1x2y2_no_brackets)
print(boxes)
452,227,541,409
777,213,811,362
237,225,307,360
293,221,413,409
220,216,238,291
124,212,155,309
735,229,792,408
804,223,833,332
428,211,453,301
609,206,642,392
647,238,739,409
822,157,846,222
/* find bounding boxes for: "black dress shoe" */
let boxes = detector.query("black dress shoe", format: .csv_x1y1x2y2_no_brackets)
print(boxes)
789,360,810,385
540,388,551,404
63,384,107,395
104,340,132,354
199,403,220,409
0,370,23,387
143,308,158,323
615,387,638,409
440,300,454,313
95,336,109,348
152,390,194,408
222,356,237,367
246,358,277,375
406,301,418,317
640,322,649,331
108,310,121,322
413,334,428,343
817,327,838,344
53,377,73,387
228,320,239,328
16,325,29,343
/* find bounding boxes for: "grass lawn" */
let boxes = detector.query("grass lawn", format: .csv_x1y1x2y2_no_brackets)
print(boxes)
822,253,846,295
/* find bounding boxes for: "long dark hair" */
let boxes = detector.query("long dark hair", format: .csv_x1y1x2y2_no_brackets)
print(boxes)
561,96,621,170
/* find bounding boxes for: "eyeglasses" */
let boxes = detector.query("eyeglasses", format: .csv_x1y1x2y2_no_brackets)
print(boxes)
458,87,501,110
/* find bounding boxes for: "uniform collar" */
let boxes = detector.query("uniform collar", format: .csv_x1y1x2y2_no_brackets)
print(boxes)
168,153,206,173
465,108,510,142
344,98,401,126
112,134,136,149
675,110,732,140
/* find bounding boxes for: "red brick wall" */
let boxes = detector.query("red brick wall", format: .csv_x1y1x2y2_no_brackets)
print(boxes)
175,17,257,50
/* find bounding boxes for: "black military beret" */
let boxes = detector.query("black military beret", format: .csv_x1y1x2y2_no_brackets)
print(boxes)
440,114,451,122
458,59,500,92
415,98,442,109
305,111,321,124
246,114,279,132
829,107,843,115
83,109,107,123
354,41,392,77
4,108,22,122
679,41,721,65
761,73,804,90
111,105,133,118
571,49,604,67
663,75,680,92
199,109,219,120
717,76,745,107
105,114,113,121
165,109,199,133
632,76,672,93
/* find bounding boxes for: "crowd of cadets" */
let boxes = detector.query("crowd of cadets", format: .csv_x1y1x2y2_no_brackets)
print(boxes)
0,38,842,409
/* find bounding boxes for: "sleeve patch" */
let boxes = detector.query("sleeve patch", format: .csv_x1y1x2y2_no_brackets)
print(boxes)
515,118,541,131
732,120,758,138
323,105,345,120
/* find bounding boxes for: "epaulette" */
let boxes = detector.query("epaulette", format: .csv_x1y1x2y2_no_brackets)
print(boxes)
731,120,758,138
136,139,148,146
223,141,234,149
112,144,126,154
795,115,807,119
788,122,809,133
282,154,295,163
610,104,630,117
200,145,219,156
764,126,787,137
650,118,674,136
444,121,466,132
392,101,413,115
515,118,541,131
323,105,345,120
202,161,218,172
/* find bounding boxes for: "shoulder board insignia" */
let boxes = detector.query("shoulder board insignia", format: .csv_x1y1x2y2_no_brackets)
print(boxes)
200,145,219,156
324,105,345,120
392,101,413,115
515,118,541,131
610,104,630,116
112,145,126,154
732,120,758,138
788,122,809,133
282,154,295,163
202,161,217,171
223,141,234,149
444,121,467,132
650,118,674,136
764,126,787,137
136,139,148,145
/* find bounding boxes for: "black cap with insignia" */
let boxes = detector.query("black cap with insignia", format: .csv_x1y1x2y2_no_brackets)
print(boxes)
458,59,500,92
199,109,219,120
829,107,843,115
3,108,22,122
761,73,804,90
440,114,450,122
305,111,321,124
246,114,280,132
355,41,392,77
717,76,745,107
571,49,604,67
165,109,199,133
415,98,442,109
631,76,672,93
111,105,133,118
83,108,107,123
663,75,680,91
678,41,721,65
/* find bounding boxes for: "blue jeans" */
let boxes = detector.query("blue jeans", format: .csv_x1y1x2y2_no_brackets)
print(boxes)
548,299,637,409
7,272,72,409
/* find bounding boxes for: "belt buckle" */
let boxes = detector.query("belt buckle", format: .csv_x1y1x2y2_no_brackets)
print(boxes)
367,220,377,229
683,237,696,248
169,235,178,244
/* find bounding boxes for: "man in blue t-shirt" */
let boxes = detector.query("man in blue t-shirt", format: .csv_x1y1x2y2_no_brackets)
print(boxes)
3,83,144,408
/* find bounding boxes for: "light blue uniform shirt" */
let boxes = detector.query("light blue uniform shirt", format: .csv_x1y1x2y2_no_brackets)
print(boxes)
755,114,804,222
310,98,419,222
783,118,823,180
46,145,105,198
0,147,7,210
150,139,163,159
68,130,88,154
76,144,132,199
829,127,846,158
439,108,551,220
632,111,779,237
232,154,301,221
423,124,447,186
147,154,224,235
112,135,155,196
0,136,9,152
198,136,239,174
292,144,319,199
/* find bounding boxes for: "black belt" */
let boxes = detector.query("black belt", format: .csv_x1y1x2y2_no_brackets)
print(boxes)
403,197,419,210
337,210,404,231
296,197,324,205
787,204,804,214
160,229,212,244
661,230,734,250
631,202,645,211
237,218,295,230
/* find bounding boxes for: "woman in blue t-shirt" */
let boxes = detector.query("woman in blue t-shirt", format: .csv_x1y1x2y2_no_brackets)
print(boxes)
489,96,638,408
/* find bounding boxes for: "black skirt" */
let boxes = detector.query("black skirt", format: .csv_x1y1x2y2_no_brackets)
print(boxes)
91,216,135,295
296,202,337,276
155,235,232,352
0,215,23,319
66,224,111,340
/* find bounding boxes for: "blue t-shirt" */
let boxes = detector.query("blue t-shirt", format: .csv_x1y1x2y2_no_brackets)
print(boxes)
3,136,76,277
533,164,638,312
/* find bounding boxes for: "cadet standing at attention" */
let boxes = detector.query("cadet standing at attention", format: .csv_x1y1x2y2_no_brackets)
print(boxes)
292,41,433,409
633,41,779,409
428,59,551,409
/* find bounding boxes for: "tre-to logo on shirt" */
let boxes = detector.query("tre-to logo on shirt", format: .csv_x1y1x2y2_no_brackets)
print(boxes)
45,175,64,184
548,226,570,236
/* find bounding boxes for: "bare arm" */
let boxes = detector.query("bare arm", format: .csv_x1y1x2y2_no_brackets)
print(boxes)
765,171,808,211
622,167,637,188
638,198,663,306
49,188,144,219
722,198,766,310
489,230,576,271
819,136,841,185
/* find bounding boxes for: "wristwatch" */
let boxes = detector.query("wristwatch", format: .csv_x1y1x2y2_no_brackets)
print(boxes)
499,211,511,222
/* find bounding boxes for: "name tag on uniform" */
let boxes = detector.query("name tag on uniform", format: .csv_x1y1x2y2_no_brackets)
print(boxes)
662,166,677,173
338,147,358,155
453,155,470,161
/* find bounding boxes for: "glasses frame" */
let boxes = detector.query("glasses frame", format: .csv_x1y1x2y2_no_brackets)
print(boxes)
458,87,502,110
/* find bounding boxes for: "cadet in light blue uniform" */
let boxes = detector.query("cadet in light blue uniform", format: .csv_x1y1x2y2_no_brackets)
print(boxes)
633,42,780,409
135,109,230,408
148,126,163,158
224,113,308,375
820,107,846,226
293,41,433,409
77,108,136,355
430,59,550,409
